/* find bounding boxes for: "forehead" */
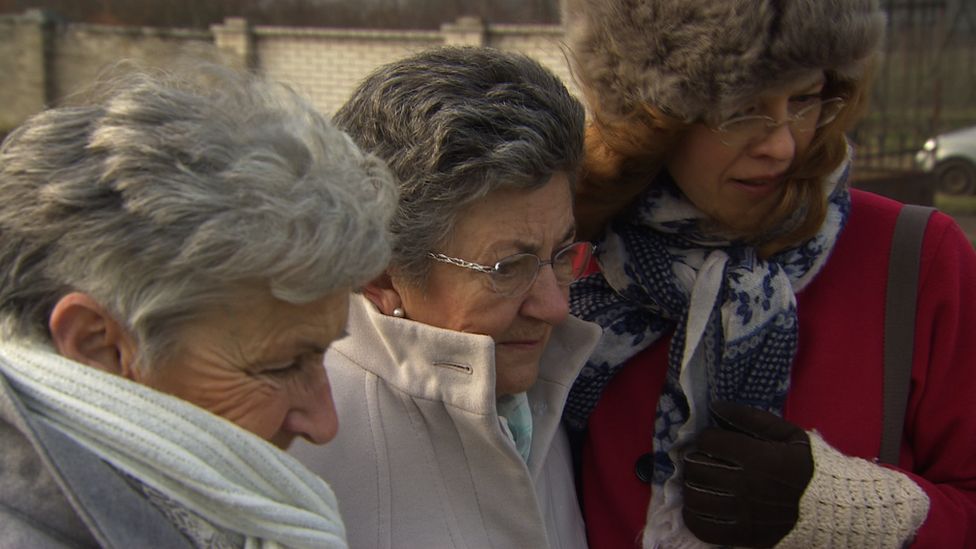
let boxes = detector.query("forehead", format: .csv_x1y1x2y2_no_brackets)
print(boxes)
446,173,574,254
712,70,827,124
758,71,827,100
197,289,350,354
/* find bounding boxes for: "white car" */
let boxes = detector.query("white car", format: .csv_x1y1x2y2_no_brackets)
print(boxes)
915,124,976,195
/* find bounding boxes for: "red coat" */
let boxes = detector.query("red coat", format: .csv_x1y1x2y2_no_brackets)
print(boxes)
582,190,976,548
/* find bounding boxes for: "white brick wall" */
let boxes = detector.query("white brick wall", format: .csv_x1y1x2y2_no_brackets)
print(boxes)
488,25,580,98
249,22,579,116
1,14,578,128
255,28,442,115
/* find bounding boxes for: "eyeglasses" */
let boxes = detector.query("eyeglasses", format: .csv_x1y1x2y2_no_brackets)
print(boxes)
427,241,595,297
712,97,846,147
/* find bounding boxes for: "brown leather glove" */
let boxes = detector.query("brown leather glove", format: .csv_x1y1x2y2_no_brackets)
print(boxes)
682,401,814,548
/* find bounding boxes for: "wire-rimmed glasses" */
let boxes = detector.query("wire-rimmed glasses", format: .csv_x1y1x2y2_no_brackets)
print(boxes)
712,97,846,147
427,241,595,297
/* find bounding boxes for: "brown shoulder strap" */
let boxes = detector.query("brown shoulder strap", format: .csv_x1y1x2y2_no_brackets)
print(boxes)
880,204,935,465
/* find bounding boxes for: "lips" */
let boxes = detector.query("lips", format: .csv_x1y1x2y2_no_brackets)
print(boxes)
729,175,785,197
733,174,784,186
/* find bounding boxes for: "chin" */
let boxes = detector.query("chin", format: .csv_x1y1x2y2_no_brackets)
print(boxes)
494,341,547,395
495,363,541,396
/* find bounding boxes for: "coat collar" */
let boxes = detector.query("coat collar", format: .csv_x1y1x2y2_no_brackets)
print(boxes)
331,294,602,416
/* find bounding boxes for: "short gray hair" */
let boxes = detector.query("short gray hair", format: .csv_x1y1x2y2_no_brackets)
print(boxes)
0,63,397,367
334,47,585,284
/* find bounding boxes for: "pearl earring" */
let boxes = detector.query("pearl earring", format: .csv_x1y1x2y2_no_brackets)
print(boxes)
392,307,405,318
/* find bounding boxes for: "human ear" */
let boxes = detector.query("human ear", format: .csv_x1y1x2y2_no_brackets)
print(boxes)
362,272,404,316
48,292,140,379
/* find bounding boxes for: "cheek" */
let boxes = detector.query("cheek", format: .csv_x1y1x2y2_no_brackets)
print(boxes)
668,139,733,200
794,131,817,156
439,290,523,341
204,378,290,437
402,275,518,338
468,303,523,340
152,365,288,440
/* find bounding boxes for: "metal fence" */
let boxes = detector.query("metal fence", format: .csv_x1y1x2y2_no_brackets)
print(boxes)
852,0,976,174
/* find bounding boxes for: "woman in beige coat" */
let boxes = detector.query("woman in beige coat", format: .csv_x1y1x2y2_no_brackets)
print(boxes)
289,47,599,548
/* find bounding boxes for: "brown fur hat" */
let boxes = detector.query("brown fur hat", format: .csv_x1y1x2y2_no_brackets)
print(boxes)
565,0,886,125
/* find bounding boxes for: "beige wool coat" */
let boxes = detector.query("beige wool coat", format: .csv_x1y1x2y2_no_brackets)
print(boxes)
290,294,601,549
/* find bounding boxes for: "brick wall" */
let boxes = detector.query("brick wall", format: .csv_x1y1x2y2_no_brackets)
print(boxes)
0,11,575,128
487,24,577,96
0,11,52,131
50,24,212,101
254,27,441,115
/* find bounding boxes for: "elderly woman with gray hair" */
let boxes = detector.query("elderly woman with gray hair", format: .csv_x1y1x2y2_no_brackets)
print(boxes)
289,47,599,548
0,65,396,548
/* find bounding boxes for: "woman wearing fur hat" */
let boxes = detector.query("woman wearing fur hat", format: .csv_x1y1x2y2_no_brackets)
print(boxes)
563,0,976,547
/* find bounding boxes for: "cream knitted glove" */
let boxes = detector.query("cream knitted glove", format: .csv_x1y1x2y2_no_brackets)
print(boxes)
775,431,930,548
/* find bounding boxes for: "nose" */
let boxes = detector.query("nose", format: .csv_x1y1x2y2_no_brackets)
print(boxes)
748,120,797,162
282,365,339,445
520,265,570,325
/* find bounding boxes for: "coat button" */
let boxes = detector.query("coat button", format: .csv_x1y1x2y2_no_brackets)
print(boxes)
634,452,654,484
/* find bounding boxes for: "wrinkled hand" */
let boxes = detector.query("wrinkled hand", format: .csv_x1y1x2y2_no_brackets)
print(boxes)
682,401,814,548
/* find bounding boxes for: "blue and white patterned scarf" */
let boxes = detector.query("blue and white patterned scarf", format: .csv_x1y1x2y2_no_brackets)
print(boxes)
567,153,852,547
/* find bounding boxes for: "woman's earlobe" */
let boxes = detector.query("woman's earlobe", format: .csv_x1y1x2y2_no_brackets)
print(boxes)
362,273,403,316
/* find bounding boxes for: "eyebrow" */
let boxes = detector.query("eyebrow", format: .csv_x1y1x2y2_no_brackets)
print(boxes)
797,76,826,94
760,76,824,102
297,341,329,355
272,339,329,361
508,223,577,255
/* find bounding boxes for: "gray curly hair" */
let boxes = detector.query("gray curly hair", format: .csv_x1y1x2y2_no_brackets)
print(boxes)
0,63,397,367
334,46,585,285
